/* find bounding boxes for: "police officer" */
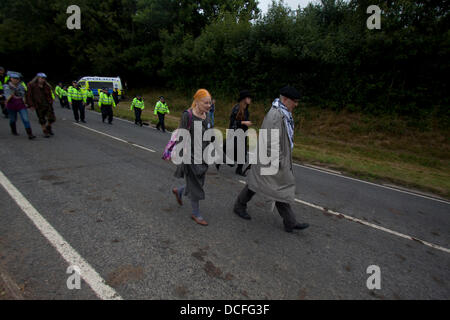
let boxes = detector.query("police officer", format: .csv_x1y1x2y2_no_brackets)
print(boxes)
60,85,70,109
85,87,95,110
98,87,116,124
68,80,86,123
154,96,170,132
0,67,10,118
130,94,145,126
55,82,63,107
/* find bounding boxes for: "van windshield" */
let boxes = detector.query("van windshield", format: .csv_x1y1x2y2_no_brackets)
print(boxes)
88,81,113,90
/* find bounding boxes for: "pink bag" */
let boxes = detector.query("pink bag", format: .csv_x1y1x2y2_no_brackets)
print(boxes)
162,109,193,161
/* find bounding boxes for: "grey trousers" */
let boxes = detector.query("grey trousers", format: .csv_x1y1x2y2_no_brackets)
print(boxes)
235,185,298,229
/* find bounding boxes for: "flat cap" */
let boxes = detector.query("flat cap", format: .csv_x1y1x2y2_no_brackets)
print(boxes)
280,85,301,100
8,71,21,79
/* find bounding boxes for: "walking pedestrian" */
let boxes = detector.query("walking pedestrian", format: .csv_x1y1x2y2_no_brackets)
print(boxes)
130,94,145,126
112,88,119,106
68,80,86,123
172,89,213,226
233,86,309,233
55,82,63,107
60,86,70,109
0,66,9,118
216,90,253,175
3,72,36,139
26,73,56,138
98,87,116,124
85,87,95,110
154,96,170,132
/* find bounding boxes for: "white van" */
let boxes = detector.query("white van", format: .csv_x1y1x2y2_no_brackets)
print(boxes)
77,76,123,99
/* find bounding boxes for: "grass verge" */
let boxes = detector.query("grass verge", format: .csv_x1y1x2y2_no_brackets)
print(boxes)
95,89,450,199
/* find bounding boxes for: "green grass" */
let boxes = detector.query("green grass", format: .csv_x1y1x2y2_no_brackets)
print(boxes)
96,89,450,199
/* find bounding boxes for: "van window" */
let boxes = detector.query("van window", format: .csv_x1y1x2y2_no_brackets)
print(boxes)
88,81,113,90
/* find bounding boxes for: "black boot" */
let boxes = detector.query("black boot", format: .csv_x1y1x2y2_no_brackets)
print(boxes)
42,127,50,138
236,164,246,176
26,128,36,140
46,125,54,136
10,123,18,136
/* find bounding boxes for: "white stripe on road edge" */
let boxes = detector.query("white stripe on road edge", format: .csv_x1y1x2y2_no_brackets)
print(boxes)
0,170,122,300
237,180,450,254
73,123,156,153
293,163,450,205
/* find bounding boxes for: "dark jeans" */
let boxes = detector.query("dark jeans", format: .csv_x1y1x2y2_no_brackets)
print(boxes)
71,100,85,121
134,108,142,125
156,112,165,132
8,108,31,129
86,97,94,110
60,96,69,109
101,105,113,123
235,185,298,229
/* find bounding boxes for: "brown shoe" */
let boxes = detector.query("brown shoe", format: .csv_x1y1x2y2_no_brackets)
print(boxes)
191,215,208,226
172,188,183,206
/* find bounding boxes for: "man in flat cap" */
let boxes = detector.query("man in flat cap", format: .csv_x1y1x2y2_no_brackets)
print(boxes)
232,85,309,233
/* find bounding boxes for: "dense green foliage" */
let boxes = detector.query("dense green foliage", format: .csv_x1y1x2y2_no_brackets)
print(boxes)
0,0,448,117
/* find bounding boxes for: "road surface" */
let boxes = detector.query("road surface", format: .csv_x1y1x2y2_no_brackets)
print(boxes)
0,102,449,299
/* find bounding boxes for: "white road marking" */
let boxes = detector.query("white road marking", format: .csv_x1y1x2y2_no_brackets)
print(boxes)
74,123,156,152
236,180,450,254
0,170,122,300
293,163,450,205
74,115,449,253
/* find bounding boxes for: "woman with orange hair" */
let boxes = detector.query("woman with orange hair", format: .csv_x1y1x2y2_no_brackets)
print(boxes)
172,89,213,226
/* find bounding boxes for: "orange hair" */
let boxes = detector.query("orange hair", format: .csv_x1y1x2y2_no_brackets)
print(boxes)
191,89,211,109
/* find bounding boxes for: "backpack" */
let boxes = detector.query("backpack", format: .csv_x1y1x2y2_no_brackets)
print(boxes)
162,109,193,161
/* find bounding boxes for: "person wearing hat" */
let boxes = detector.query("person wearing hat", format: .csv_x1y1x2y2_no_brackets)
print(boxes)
3,72,36,139
55,82,63,107
26,73,56,138
217,90,253,175
98,87,116,124
232,86,309,233
85,86,95,110
68,80,87,123
0,66,10,118
130,94,145,126
154,96,170,132
60,85,70,109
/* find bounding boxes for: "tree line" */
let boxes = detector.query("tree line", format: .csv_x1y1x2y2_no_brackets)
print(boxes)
0,0,448,119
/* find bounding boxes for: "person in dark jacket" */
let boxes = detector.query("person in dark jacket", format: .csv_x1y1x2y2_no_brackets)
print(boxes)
217,90,253,175
26,73,55,138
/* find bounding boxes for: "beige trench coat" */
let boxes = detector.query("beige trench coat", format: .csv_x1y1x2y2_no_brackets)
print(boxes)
247,107,296,203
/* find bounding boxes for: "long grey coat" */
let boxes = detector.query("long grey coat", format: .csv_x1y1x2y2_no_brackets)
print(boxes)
174,110,212,201
247,107,296,203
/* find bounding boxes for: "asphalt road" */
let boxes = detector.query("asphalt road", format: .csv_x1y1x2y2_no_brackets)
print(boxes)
0,102,449,300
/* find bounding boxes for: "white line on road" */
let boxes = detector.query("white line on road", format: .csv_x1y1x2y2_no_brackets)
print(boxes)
0,170,123,300
237,180,450,254
293,163,450,205
72,119,450,254
73,123,156,153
